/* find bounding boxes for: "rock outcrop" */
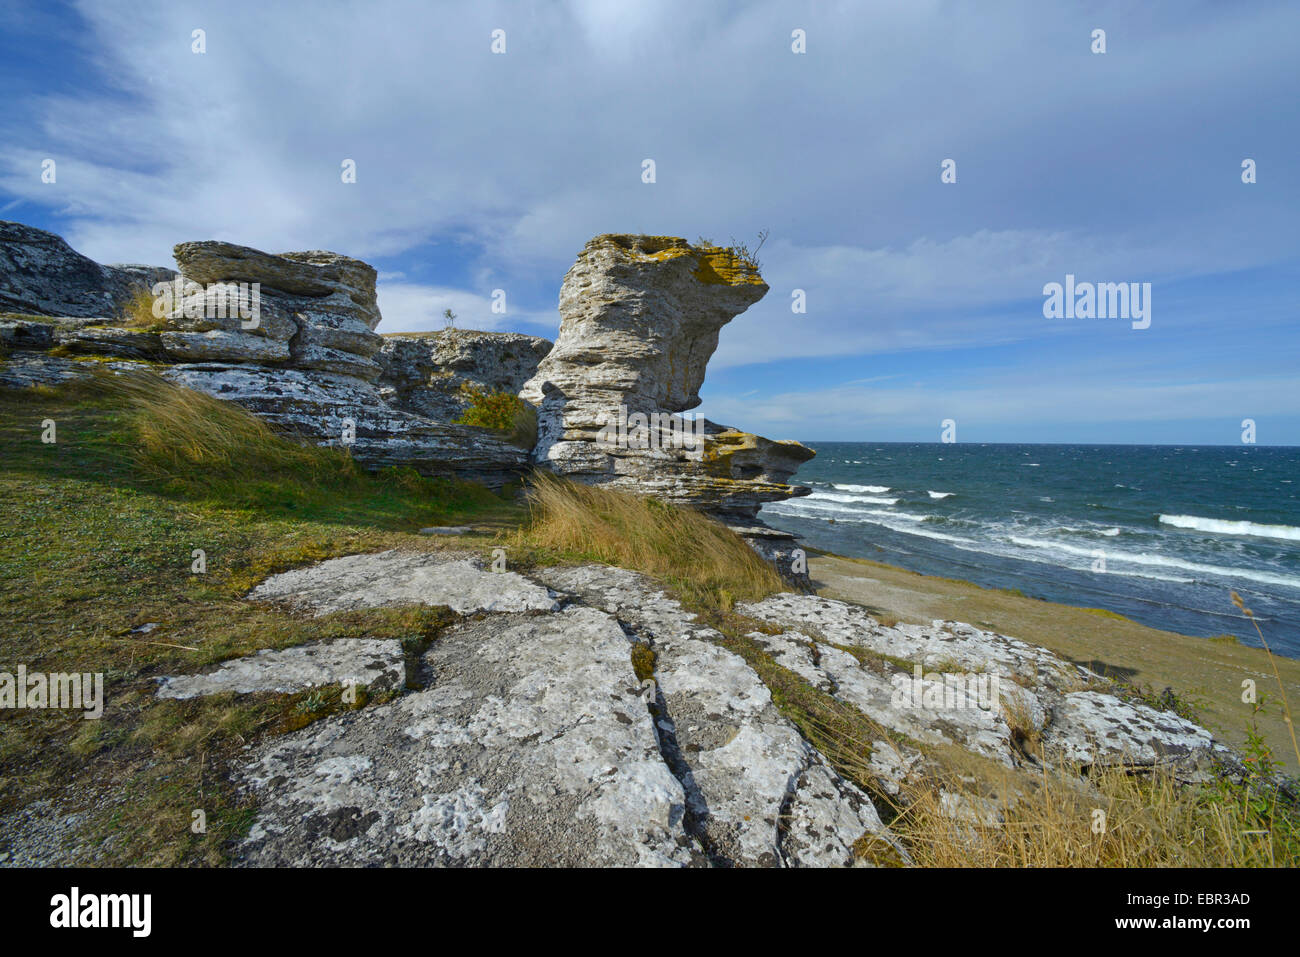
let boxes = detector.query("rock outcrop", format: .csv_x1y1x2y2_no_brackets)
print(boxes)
520,235,814,520
0,228,535,487
377,329,552,421
143,553,1235,867
170,240,385,379
0,221,176,318
1,225,818,523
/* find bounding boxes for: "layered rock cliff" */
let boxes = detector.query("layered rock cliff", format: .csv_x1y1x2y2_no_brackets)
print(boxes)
1,224,815,524
520,234,814,520
0,225,535,487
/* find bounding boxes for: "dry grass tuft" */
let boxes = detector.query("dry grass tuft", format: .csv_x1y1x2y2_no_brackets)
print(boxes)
115,285,170,331
96,370,358,487
885,759,1299,867
513,471,783,611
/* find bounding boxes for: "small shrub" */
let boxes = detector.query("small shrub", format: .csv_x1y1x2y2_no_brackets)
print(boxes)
454,385,537,449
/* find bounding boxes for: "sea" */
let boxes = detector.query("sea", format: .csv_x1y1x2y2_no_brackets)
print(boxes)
759,443,1300,658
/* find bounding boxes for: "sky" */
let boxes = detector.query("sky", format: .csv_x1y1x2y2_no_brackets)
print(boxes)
1,0,1296,444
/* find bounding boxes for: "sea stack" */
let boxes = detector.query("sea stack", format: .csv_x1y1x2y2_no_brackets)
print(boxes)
520,234,814,520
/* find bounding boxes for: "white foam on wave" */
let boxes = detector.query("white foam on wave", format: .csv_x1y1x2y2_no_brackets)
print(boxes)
767,502,972,544
809,491,898,506
926,490,954,499
832,483,891,494
1009,536,1300,590
768,500,927,523
1159,514,1300,543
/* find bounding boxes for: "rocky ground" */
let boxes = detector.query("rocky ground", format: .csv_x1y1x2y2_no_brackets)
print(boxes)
122,548,1233,868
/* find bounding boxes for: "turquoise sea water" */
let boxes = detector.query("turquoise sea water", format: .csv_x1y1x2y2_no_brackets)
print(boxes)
760,443,1300,657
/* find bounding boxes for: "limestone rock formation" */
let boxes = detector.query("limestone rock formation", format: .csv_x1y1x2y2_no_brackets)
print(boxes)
171,241,384,379
0,221,176,318
377,329,552,421
520,234,813,519
0,227,541,486
161,364,530,486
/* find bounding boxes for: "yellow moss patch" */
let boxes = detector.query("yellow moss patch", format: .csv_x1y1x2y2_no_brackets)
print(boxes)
590,234,766,287
692,245,765,287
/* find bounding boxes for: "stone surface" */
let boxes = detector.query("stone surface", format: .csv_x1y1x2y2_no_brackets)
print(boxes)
155,638,405,699
246,550,559,617
1,315,104,351
377,329,552,421
235,608,696,866
51,326,167,361
0,351,153,389
1048,691,1219,767
738,593,1230,771
161,364,530,485
519,235,813,518
166,281,299,342
0,221,175,318
160,329,291,363
747,629,1018,764
534,564,903,866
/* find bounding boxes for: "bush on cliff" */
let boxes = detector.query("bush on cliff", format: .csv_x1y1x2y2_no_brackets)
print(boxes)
454,384,537,449
514,471,783,612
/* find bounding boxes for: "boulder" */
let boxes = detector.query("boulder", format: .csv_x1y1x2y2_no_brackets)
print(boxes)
520,235,813,518
172,241,384,377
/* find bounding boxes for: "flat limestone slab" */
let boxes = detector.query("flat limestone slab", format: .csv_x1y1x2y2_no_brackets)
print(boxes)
534,564,901,866
155,638,404,700
246,550,558,616
234,608,695,867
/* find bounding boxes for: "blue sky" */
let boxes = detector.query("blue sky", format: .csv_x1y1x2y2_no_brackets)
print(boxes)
2,0,1297,444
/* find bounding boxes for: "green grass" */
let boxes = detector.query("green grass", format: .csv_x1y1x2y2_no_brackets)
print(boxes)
4,371,1295,868
0,374,520,864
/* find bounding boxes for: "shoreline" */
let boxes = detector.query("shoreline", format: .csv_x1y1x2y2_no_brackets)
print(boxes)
806,548,1300,772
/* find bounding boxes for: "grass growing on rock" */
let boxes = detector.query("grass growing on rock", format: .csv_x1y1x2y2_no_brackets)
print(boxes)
0,373,520,864
107,285,171,332
512,471,784,612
